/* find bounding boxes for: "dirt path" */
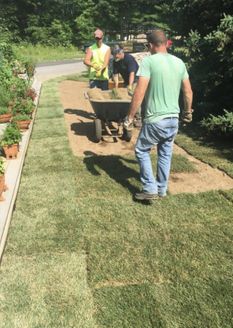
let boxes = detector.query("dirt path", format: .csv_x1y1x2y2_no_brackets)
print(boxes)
59,80,233,194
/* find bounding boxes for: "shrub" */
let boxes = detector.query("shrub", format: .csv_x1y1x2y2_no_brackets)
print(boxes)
201,110,233,138
0,42,15,62
0,122,22,146
24,60,36,78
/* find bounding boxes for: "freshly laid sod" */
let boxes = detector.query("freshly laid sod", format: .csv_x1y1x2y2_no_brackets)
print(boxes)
176,125,233,178
0,78,232,328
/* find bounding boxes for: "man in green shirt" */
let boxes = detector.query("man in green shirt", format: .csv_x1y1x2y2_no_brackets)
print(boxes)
124,29,193,200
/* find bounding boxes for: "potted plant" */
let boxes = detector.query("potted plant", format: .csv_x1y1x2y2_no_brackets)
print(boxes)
12,98,35,117
12,114,31,130
0,157,7,201
0,107,12,123
1,123,22,159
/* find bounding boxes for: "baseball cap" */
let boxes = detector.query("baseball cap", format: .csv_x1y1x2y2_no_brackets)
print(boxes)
112,44,123,56
94,29,103,38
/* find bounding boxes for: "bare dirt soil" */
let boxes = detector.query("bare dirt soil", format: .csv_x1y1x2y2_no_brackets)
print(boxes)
59,80,233,194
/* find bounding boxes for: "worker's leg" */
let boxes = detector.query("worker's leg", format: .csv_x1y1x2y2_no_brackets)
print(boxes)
156,118,179,196
89,80,98,89
135,123,159,194
100,80,109,90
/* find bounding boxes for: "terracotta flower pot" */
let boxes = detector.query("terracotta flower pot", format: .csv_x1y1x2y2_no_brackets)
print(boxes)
3,144,19,159
0,113,12,123
16,120,31,130
0,174,7,201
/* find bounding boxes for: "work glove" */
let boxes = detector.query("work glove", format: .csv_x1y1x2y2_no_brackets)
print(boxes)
92,63,102,71
123,116,134,131
181,110,193,123
127,85,134,97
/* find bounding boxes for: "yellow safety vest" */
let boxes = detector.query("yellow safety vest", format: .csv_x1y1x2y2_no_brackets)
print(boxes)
89,43,109,80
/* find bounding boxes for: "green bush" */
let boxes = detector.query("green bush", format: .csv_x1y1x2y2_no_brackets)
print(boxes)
201,110,233,138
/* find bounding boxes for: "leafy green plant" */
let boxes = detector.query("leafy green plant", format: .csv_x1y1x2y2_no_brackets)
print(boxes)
0,157,5,175
0,122,22,146
0,107,9,115
10,77,29,99
12,114,31,122
12,98,34,115
0,84,14,107
24,59,36,78
201,109,233,138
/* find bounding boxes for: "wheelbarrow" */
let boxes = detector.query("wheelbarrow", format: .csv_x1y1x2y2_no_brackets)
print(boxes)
85,91,132,142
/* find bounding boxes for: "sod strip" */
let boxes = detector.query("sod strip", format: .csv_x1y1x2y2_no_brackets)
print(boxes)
1,77,233,327
0,79,97,328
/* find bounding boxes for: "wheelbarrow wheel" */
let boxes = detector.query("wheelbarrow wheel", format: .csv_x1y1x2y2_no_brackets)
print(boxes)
94,118,102,142
123,128,132,142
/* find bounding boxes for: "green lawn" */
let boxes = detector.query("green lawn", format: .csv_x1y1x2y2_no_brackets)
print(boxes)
0,78,232,328
13,44,84,63
176,125,233,178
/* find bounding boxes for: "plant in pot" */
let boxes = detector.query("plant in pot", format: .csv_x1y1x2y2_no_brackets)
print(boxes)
12,98,35,117
0,85,14,114
0,156,7,201
0,106,12,123
12,114,31,130
1,122,22,159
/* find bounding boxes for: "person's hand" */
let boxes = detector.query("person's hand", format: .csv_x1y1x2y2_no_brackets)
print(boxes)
181,109,194,123
123,116,134,131
92,63,102,71
127,85,133,96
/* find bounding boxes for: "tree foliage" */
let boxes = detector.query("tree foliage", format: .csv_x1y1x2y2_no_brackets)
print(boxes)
0,0,233,125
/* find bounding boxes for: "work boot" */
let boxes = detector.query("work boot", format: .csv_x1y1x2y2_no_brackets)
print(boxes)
134,192,158,201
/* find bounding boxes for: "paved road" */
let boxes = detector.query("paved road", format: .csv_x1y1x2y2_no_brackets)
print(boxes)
35,59,86,82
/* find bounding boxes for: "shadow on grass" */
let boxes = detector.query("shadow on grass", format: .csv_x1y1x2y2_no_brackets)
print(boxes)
83,151,140,194
179,124,233,162
64,108,95,120
71,122,96,142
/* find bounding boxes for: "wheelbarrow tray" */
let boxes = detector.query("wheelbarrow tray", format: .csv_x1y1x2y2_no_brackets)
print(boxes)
89,98,131,122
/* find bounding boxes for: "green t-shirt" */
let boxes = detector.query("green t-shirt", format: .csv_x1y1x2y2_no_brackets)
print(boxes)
137,53,189,123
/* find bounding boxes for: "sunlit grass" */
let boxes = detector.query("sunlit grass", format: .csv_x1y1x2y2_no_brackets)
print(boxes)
0,77,232,328
13,44,84,63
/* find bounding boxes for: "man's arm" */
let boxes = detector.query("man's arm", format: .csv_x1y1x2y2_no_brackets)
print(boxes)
113,74,119,88
102,48,111,69
128,71,135,87
182,78,193,112
83,47,93,67
128,76,149,120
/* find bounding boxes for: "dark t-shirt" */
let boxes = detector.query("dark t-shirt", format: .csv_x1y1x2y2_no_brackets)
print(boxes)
113,53,139,85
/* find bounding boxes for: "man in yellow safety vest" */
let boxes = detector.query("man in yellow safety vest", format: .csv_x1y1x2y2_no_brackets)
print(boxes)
84,29,111,90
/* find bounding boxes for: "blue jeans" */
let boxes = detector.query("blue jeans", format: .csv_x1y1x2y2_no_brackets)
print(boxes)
89,80,108,90
135,117,179,196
